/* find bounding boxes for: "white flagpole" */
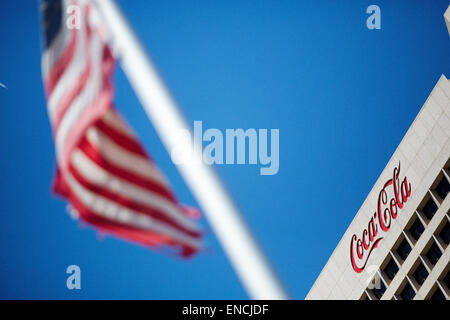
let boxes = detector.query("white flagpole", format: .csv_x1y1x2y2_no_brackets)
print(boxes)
94,0,289,300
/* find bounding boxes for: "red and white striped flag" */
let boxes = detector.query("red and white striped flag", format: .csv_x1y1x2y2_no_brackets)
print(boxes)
40,0,202,257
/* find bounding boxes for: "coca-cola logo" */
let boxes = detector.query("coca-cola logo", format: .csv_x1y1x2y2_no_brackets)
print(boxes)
350,162,412,273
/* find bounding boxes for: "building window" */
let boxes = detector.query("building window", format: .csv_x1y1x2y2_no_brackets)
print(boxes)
370,279,386,300
408,218,424,241
383,258,399,280
425,242,442,265
438,221,450,245
430,287,446,301
421,197,438,220
412,262,428,286
400,282,415,300
396,238,412,261
444,271,450,290
435,176,450,200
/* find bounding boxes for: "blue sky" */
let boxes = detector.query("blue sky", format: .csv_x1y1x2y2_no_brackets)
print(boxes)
0,0,449,299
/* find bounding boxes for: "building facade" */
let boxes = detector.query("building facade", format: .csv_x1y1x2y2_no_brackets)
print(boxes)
306,74,450,300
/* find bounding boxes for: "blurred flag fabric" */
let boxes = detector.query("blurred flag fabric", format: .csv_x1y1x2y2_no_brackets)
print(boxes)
40,0,202,257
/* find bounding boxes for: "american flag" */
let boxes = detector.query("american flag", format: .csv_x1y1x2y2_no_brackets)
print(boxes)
40,0,202,257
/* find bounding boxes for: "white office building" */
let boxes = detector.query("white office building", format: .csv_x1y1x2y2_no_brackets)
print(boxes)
307,73,450,300
307,8,450,300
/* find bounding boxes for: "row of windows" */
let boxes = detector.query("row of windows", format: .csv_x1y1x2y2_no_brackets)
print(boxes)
363,217,449,300
362,164,450,300
399,268,450,301
418,171,449,221
429,273,450,301
391,219,448,281
379,220,448,299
